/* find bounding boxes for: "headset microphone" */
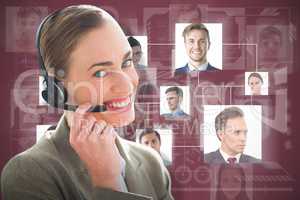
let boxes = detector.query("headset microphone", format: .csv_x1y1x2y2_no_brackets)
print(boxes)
37,9,107,113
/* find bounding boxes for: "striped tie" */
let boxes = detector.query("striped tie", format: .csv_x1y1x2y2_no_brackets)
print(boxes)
227,157,237,164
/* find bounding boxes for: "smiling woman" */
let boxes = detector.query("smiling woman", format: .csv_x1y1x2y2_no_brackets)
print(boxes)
1,5,173,200
64,21,138,126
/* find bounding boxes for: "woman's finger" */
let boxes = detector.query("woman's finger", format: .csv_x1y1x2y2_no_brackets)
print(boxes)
99,124,117,141
76,103,93,115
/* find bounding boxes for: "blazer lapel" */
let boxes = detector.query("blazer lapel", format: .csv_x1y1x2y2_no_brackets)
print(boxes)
184,64,189,72
239,154,248,163
52,115,87,173
116,137,156,197
51,115,92,196
214,150,226,163
115,137,140,190
52,118,156,198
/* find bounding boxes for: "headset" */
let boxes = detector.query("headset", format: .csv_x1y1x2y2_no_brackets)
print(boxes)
36,9,106,112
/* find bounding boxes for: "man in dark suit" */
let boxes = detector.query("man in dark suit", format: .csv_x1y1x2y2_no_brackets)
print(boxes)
139,129,172,167
175,23,220,75
204,107,260,164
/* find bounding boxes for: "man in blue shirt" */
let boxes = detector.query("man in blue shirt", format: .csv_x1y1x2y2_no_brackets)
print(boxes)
175,23,219,75
162,86,189,119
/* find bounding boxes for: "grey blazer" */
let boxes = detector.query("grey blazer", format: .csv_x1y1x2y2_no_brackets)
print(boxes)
204,150,260,164
1,115,173,200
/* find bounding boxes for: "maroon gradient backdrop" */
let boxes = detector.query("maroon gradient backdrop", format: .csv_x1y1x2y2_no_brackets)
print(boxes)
0,0,299,200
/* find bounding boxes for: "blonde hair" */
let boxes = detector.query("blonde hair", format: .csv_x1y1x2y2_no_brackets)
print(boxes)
182,23,210,42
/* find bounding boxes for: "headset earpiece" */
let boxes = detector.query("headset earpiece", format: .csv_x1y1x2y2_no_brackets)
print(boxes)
41,75,67,109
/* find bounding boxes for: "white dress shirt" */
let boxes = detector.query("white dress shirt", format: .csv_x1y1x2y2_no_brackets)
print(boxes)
187,62,208,72
219,148,241,163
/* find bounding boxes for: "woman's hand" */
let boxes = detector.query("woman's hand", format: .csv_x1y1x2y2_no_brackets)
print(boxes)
68,104,122,191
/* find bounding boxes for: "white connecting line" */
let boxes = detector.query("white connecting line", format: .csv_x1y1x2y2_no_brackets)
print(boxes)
148,42,259,71
147,42,258,104
148,43,175,46
223,43,258,71
223,43,258,104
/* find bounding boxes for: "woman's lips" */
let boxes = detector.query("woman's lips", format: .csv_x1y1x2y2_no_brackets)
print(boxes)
104,96,132,112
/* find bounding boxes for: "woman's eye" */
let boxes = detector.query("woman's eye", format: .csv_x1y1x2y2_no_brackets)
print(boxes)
122,59,133,68
94,71,107,78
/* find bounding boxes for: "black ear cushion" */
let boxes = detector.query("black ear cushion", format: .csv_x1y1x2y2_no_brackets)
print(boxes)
41,76,68,109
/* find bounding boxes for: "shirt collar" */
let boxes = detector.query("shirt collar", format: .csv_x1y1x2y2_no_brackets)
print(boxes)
219,148,241,163
171,107,182,115
188,62,208,72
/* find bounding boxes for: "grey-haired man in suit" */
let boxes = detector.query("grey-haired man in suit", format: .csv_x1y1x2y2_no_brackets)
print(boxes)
205,107,260,164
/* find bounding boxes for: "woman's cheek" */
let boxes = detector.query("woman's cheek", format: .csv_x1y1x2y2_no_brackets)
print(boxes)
68,87,92,105
128,68,139,89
